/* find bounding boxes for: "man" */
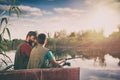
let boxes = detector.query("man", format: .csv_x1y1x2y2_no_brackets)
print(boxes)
27,33,65,69
14,31,37,70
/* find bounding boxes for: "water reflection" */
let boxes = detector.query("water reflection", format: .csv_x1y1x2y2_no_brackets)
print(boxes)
2,50,120,80
64,48,120,68
4,50,120,69
109,53,120,66
65,52,120,80
80,69,120,80
65,54,119,70
93,54,106,67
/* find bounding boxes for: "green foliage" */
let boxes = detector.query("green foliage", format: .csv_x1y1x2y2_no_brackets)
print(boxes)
0,0,21,71
2,64,14,71
11,39,24,50
46,28,120,59
9,6,21,17
0,17,8,25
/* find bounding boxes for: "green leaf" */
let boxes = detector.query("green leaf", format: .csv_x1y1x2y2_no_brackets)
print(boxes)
3,38,7,43
2,64,14,71
0,52,12,62
0,17,8,25
5,28,11,39
9,6,21,17
0,58,8,66
12,6,15,10
9,6,13,16
2,27,6,34
0,44,5,51
0,35,2,42
14,6,21,17
9,6,16,16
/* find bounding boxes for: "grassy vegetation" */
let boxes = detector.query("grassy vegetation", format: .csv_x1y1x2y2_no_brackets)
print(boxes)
0,0,21,71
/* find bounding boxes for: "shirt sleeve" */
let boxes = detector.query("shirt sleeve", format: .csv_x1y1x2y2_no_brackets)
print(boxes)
46,51,55,60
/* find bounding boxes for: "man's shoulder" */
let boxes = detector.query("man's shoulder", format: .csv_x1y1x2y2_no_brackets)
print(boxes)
20,41,32,49
21,41,30,46
18,41,26,46
44,47,49,51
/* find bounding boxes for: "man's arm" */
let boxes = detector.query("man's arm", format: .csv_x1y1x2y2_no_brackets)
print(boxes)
47,51,66,67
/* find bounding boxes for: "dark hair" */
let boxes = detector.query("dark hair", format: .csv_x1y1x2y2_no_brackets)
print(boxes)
37,33,46,44
26,31,37,38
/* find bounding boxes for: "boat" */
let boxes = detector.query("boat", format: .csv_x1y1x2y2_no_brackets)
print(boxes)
0,67,80,80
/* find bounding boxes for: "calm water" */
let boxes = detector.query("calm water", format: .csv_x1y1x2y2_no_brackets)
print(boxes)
1,50,120,80
66,55,120,80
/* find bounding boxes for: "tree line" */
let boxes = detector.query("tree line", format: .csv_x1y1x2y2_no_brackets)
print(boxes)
3,26,120,59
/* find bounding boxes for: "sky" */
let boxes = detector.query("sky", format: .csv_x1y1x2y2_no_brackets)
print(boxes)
0,0,120,39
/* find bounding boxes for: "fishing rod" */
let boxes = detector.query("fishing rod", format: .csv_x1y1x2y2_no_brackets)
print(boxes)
57,56,82,61
57,56,82,66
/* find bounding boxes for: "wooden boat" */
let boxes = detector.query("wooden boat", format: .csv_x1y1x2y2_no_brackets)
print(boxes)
0,67,80,80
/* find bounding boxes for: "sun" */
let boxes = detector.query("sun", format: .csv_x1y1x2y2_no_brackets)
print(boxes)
88,6,119,37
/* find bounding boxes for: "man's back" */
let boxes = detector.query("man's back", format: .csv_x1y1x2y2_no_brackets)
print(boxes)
27,33,63,69
27,45,48,69
14,42,32,69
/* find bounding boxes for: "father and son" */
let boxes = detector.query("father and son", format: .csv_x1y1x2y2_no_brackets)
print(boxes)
14,31,66,70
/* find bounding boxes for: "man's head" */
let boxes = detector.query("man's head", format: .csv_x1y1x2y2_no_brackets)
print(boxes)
37,33,47,45
26,31,37,46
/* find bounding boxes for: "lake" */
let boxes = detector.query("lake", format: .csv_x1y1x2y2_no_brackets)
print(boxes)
1,50,120,80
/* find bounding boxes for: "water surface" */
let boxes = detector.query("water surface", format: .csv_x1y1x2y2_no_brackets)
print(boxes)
2,51,120,80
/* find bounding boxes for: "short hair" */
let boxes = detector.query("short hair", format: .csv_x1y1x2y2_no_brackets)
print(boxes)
26,31,37,38
37,33,46,44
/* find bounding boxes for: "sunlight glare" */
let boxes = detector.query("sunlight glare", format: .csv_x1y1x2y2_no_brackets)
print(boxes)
88,6,119,37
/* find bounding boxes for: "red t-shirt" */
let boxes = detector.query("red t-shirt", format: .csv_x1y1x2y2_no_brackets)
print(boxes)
14,41,33,69
20,42,32,57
